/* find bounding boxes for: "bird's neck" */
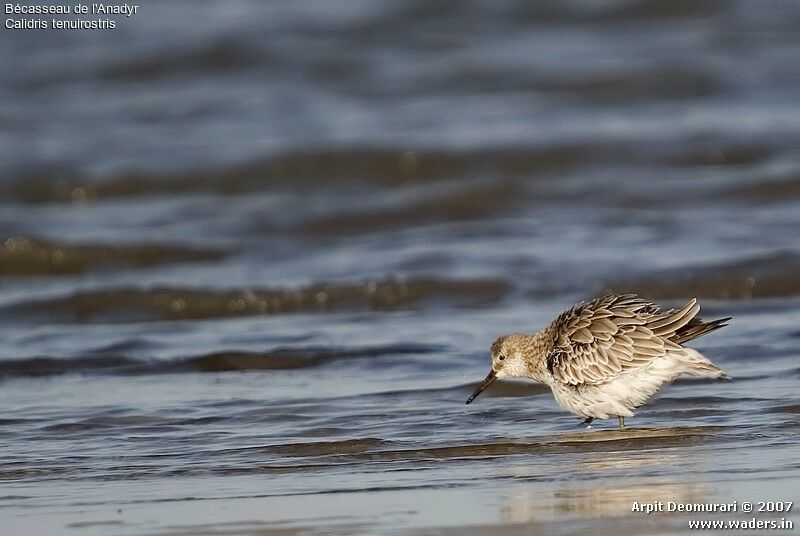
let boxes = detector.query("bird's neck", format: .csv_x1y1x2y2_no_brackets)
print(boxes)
517,330,554,383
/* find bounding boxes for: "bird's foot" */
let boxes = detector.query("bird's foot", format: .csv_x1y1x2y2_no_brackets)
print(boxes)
580,417,594,430
618,416,625,429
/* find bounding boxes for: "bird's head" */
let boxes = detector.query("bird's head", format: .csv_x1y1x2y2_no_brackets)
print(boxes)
465,334,527,404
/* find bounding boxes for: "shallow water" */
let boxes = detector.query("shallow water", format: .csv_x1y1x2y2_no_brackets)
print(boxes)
2,0,800,534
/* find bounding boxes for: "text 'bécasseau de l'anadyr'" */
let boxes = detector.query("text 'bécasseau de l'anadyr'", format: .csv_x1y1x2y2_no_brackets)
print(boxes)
5,4,139,29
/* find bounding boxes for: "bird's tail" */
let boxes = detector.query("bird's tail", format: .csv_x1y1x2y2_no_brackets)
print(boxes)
673,315,731,345
681,348,731,380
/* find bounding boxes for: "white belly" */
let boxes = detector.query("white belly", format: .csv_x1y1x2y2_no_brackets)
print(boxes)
549,354,685,419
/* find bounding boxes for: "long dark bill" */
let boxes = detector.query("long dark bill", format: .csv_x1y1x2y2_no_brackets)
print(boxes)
465,370,497,404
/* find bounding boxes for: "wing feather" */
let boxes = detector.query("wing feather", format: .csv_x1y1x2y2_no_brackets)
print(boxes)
572,327,594,344
545,294,702,387
647,298,699,335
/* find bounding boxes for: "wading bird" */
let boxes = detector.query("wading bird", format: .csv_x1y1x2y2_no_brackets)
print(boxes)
466,294,730,428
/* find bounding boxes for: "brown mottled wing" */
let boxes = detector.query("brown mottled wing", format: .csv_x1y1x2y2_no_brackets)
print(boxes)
546,294,700,386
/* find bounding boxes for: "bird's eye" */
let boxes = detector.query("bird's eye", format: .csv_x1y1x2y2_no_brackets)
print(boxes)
499,355,505,361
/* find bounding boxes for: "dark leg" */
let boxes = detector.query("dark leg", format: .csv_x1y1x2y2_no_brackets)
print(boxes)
618,416,625,428
582,417,594,425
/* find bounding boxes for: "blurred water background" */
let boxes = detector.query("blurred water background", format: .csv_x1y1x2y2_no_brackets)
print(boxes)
2,1,800,534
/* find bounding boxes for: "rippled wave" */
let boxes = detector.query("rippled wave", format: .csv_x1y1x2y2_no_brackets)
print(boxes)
0,344,438,378
3,278,508,322
605,251,800,299
2,141,777,205
0,236,225,276
302,182,526,236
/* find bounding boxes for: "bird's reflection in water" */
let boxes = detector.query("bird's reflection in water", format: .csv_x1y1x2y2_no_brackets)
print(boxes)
500,446,712,524
501,480,712,523
575,449,685,472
